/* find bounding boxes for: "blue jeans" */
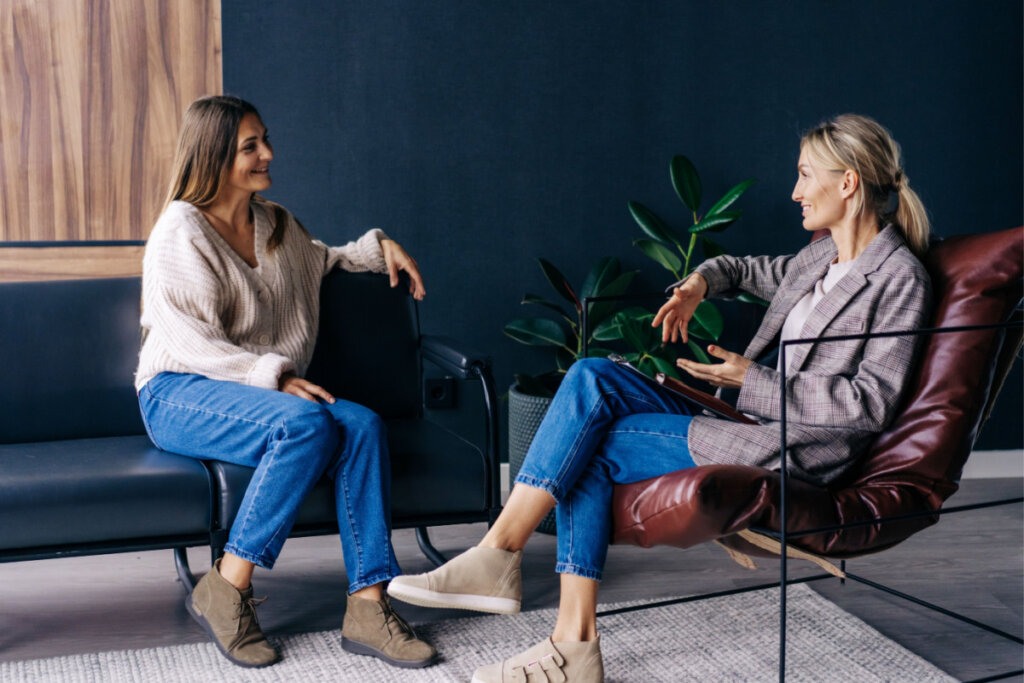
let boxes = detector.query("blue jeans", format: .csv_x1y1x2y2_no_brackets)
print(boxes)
514,358,695,581
139,372,399,593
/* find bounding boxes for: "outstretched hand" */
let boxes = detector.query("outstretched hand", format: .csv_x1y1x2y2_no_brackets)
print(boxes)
652,273,708,343
676,344,752,389
381,239,426,300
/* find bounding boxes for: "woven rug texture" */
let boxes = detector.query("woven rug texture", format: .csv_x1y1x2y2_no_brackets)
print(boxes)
0,584,953,682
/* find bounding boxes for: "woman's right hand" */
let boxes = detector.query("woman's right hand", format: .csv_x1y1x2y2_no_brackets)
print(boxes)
652,273,708,344
279,373,336,404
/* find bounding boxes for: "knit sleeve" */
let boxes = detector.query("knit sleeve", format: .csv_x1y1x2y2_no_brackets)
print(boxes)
312,228,390,276
141,226,295,390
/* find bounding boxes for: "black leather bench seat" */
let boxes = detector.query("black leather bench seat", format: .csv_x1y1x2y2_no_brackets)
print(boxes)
0,436,212,550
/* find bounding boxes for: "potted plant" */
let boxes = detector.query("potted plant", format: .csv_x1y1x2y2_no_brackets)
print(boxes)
623,154,761,366
503,257,635,532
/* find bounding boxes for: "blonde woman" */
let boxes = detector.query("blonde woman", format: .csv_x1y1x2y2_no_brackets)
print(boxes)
388,114,932,683
137,95,435,669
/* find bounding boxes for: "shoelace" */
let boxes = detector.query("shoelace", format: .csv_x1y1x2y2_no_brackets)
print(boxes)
377,596,415,639
236,595,268,622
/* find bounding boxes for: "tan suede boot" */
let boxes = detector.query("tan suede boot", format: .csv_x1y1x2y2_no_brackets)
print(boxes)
185,559,280,668
341,594,437,669
472,636,604,683
387,546,522,614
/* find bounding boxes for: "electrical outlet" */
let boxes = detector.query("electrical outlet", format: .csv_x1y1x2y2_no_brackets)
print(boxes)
425,377,456,409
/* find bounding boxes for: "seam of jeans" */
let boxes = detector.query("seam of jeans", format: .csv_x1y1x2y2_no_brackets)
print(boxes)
222,544,273,570
512,474,562,502
554,562,602,581
232,422,288,561
145,391,278,431
605,428,691,439
338,454,365,583
348,570,398,595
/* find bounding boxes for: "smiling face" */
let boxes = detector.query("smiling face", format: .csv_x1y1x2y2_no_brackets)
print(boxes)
223,113,273,196
791,147,847,232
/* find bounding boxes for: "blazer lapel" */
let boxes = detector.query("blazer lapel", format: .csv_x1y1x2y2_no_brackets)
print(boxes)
744,238,835,361
786,225,904,372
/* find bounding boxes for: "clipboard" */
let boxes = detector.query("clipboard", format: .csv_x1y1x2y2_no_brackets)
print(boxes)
606,353,757,425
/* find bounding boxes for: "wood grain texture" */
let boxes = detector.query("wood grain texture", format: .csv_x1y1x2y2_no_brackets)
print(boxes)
0,0,221,243
0,245,143,281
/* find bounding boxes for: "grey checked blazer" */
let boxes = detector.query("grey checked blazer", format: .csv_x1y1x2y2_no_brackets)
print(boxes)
682,225,931,486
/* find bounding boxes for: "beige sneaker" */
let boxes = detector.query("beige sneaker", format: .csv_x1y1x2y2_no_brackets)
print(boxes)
472,636,604,683
185,559,280,668
341,594,437,669
387,546,522,614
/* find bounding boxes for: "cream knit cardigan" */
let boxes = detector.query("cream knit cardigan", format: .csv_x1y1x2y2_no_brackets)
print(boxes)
135,200,388,392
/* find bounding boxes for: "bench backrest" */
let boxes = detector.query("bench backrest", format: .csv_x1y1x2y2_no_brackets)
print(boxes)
0,277,146,444
304,269,422,419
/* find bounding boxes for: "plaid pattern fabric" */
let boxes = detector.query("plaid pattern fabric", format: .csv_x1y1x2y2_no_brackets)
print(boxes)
684,226,932,486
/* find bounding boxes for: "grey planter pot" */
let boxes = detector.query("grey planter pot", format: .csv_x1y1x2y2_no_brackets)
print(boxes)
507,383,557,535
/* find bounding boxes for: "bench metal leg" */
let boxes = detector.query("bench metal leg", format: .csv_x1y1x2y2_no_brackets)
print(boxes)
173,547,197,591
416,527,447,567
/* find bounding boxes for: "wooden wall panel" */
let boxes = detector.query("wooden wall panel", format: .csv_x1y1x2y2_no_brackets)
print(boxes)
0,0,221,247
0,245,144,281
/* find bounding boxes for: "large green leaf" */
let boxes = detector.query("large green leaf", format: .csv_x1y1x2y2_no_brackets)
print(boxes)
590,305,649,341
503,318,569,348
688,210,741,234
706,178,756,216
628,201,679,247
521,293,570,319
633,238,682,274
649,353,681,380
555,347,576,371
617,314,650,354
586,270,637,330
670,155,702,212
737,292,770,307
581,257,619,300
586,346,616,358
701,237,727,259
690,300,724,340
537,258,579,308
686,339,711,364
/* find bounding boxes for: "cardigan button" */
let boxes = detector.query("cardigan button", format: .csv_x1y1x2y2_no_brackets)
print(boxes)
258,334,270,345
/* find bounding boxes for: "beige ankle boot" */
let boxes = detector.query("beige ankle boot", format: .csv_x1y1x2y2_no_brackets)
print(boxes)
185,558,280,668
341,594,437,669
387,546,523,614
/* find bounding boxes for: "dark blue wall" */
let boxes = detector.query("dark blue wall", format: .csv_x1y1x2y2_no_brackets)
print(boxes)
223,1,1022,450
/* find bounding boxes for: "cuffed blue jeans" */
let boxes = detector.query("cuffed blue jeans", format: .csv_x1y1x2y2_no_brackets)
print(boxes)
139,372,399,593
514,358,696,581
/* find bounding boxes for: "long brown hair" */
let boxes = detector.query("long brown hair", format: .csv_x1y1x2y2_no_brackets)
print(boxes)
164,95,287,249
801,114,930,256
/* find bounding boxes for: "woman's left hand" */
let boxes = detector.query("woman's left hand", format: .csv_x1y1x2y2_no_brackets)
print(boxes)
380,239,426,300
676,345,752,389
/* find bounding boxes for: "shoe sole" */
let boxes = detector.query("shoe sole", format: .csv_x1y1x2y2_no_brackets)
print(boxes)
185,595,281,668
387,581,520,615
341,636,438,669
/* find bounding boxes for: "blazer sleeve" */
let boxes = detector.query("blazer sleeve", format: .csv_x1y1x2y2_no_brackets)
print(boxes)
669,253,797,302
736,271,931,431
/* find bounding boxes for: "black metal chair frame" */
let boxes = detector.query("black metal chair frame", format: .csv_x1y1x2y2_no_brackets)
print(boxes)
583,293,1023,682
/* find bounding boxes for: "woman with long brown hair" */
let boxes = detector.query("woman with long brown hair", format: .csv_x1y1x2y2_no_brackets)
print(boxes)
136,95,435,669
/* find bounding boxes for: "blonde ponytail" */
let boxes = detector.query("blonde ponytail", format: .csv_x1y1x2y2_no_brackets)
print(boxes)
802,114,930,256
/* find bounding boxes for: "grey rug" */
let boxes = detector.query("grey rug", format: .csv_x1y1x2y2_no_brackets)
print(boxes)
0,584,953,682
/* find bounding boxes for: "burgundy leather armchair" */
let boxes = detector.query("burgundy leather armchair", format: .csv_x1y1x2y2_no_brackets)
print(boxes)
611,226,1022,563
